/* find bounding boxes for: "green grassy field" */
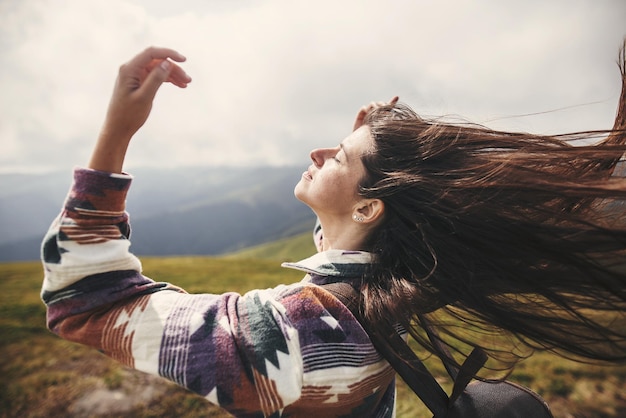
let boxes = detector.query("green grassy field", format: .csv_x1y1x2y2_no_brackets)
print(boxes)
1,253,625,417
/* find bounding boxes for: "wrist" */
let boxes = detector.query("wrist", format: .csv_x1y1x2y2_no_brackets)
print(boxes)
88,130,132,173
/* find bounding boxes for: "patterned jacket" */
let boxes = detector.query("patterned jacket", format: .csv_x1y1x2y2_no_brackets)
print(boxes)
41,168,396,417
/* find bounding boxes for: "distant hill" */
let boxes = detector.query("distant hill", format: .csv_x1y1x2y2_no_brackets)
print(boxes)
225,231,317,262
0,166,316,261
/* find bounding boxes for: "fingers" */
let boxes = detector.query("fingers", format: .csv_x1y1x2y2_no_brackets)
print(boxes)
143,58,192,88
140,59,177,102
361,96,400,114
368,96,399,110
353,96,400,131
128,46,187,68
126,46,192,89
120,47,192,105
167,63,192,88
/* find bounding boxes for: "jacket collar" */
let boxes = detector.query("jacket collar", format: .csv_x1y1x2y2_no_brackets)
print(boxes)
281,249,373,278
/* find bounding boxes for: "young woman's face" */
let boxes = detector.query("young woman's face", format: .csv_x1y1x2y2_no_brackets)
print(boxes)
294,126,373,220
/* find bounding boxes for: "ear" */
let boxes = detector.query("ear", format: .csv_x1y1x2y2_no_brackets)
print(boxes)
354,199,385,224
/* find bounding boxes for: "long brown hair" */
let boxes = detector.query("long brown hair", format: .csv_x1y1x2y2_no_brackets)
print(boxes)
358,41,626,372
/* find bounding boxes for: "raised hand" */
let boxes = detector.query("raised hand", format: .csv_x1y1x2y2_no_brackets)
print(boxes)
89,47,192,173
353,96,399,131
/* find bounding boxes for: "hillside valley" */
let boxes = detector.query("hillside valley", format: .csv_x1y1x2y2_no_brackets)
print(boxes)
0,166,316,261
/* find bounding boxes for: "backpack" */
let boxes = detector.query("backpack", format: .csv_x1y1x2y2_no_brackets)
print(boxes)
323,282,553,418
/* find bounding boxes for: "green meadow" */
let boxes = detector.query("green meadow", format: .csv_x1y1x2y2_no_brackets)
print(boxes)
1,238,625,417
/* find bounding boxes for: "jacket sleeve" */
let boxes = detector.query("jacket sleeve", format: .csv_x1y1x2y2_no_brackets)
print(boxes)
40,168,308,415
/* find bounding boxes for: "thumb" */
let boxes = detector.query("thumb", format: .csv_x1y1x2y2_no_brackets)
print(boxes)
139,59,172,101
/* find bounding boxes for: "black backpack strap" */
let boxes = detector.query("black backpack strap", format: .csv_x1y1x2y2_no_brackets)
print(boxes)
449,348,488,404
323,282,554,418
322,282,450,417
418,314,489,404
420,316,460,380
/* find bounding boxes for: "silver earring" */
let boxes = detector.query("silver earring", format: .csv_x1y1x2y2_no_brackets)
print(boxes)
353,214,364,222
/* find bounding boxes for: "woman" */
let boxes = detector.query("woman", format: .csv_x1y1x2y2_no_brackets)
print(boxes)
42,44,626,417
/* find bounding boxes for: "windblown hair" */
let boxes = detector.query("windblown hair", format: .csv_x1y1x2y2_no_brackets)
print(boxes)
359,42,626,372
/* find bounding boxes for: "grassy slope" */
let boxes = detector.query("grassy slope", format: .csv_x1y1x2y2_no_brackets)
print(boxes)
2,241,626,417
224,231,316,262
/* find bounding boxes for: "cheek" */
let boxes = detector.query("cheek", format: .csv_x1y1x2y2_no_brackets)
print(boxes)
319,176,359,208
295,166,362,214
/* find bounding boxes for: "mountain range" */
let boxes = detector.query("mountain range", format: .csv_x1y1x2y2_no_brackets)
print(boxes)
0,166,316,262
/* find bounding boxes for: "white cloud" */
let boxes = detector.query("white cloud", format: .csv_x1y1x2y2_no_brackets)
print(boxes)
0,0,625,172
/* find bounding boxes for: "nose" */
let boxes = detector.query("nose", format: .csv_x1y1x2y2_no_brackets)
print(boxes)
310,147,336,167
309,148,323,167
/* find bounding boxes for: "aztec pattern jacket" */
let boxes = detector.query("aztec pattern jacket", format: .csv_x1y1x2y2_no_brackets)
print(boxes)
40,168,396,417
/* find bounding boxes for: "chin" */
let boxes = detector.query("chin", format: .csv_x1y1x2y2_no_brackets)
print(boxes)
294,184,315,210
293,182,306,202
294,193,309,207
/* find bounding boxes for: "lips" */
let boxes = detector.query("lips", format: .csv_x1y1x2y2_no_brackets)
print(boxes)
302,166,313,181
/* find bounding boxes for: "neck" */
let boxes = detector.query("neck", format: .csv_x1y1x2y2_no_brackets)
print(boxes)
317,216,371,251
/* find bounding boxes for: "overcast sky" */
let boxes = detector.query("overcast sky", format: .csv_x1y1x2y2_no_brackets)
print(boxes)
1,0,625,173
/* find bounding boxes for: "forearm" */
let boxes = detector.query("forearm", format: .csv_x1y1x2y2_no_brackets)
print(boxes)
88,131,132,173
